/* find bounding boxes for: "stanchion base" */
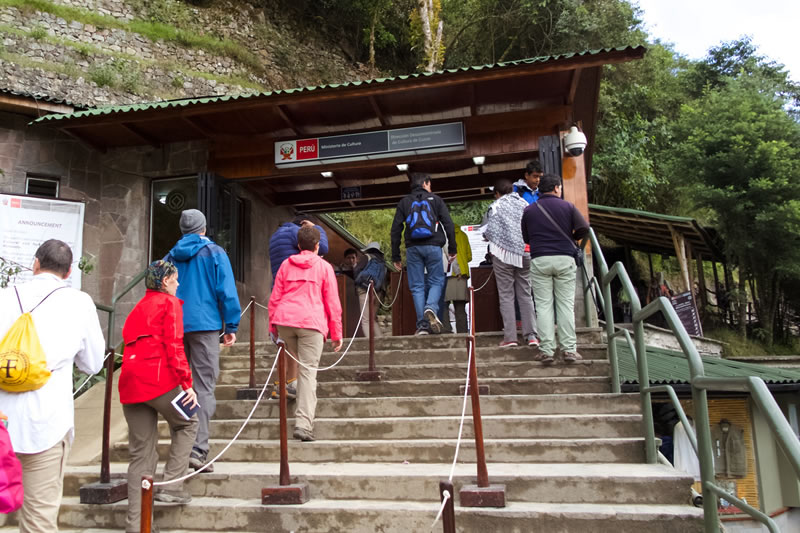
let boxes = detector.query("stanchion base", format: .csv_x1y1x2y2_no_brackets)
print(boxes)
459,484,506,507
356,370,383,382
79,478,128,504
262,483,309,505
459,384,489,395
236,388,261,400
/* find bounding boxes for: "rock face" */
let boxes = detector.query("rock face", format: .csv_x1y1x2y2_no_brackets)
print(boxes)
0,0,368,107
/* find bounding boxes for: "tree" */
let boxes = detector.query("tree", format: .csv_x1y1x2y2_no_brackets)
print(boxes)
668,73,800,346
410,0,445,72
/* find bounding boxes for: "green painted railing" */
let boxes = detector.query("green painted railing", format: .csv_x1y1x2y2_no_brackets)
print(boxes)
94,269,147,350
580,227,800,533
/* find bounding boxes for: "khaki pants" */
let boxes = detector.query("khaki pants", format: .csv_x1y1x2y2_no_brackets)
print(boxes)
16,432,71,533
530,255,577,357
123,387,199,533
277,326,324,433
356,287,381,339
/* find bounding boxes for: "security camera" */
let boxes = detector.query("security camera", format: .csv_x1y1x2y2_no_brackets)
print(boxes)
563,126,587,157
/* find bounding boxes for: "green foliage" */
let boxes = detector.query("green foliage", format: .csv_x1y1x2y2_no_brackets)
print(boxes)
88,59,142,92
28,25,46,40
78,256,94,276
0,258,22,289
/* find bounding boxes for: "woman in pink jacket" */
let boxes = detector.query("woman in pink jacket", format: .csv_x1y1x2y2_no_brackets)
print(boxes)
269,226,343,442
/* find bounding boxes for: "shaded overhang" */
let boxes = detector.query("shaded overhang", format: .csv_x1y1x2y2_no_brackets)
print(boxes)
32,46,645,212
589,204,724,261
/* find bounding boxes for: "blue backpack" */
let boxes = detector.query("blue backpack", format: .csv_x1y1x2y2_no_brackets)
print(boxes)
355,258,387,290
406,196,438,240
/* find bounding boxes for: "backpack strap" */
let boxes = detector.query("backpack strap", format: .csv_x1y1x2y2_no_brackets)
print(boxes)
13,288,22,314
28,287,66,314
535,202,579,251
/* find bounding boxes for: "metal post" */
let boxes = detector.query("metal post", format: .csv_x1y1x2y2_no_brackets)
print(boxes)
140,475,153,533
368,281,375,372
634,315,657,464
693,385,720,532
439,480,456,533
467,336,489,487
278,342,290,486
249,295,256,389
100,349,115,484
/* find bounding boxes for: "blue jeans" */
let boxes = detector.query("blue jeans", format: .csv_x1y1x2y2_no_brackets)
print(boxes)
406,245,445,330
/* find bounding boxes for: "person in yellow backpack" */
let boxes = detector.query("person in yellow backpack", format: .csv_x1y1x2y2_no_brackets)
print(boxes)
0,239,105,533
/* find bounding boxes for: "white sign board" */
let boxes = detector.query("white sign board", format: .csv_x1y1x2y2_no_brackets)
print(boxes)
0,194,85,288
461,224,488,273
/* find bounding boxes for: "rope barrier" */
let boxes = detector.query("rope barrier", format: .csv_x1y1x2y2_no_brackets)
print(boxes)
72,349,114,397
219,299,255,339
431,337,474,530
471,269,495,293
153,346,279,486
371,268,404,309
280,289,369,373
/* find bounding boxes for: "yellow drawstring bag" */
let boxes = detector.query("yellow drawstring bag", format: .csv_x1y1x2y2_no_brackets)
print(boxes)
0,287,62,393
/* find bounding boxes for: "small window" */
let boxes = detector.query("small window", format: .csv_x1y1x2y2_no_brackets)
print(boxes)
26,177,59,198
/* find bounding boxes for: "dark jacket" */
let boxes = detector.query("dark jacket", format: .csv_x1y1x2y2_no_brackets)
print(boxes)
165,234,241,333
390,186,457,262
119,290,193,404
521,194,589,259
269,222,329,281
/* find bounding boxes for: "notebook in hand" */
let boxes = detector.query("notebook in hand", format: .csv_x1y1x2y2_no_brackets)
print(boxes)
171,390,200,421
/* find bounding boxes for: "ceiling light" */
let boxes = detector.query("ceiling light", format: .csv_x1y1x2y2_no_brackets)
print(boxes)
472,156,486,165
396,163,409,172
321,171,334,178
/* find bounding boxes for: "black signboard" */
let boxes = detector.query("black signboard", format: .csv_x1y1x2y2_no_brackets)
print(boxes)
670,291,703,337
340,186,362,200
319,131,388,159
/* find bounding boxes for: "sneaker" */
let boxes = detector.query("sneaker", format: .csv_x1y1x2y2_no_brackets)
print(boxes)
189,450,214,473
271,378,297,400
563,351,583,363
415,328,430,335
154,489,192,504
528,337,540,348
293,427,315,442
424,308,443,334
540,353,555,365
499,340,519,348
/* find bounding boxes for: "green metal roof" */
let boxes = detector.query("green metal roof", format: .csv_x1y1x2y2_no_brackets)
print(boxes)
31,46,644,125
616,341,800,385
589,203,696,223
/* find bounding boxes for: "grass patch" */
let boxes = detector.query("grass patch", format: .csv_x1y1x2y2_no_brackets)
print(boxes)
0,0,264,72
704,327,800,357
28,25,46,40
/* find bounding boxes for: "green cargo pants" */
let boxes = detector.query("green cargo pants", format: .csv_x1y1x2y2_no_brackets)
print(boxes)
529,255,577,357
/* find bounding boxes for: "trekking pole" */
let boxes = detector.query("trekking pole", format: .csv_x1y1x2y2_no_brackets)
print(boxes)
249,296,256,389
140,475,153,533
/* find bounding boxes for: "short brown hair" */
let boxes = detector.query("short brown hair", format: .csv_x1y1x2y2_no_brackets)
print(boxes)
35,239,72,277
297,226,320,251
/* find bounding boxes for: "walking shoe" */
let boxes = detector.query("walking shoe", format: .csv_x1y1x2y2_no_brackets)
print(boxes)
424,308,443,334
540,353,555,365
527,336,540,348
415,328,430,335
563,351,583,363
271,378,297,400
293,427,315,442
189,450,214,473
499,340,519,348
154,489,192,504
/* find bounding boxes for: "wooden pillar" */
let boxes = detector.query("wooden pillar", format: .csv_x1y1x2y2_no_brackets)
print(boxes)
686,242,695,297
696,255,708,315
668,225,690,292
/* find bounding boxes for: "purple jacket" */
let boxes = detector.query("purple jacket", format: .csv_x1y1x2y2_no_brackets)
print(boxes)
521,194,589,259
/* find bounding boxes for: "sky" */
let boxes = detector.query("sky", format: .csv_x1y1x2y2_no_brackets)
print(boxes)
634,0,800,81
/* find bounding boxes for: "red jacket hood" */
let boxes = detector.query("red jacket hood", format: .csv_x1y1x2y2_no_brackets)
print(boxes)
288,250,320,269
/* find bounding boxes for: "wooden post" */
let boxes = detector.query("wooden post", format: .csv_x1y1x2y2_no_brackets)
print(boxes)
696,255,708,316
439,480,456,533
278,342,290,486
140,475,153,533
669,225,691,292
459,287,506,508
357,281,382,381
262,342,309,505
249,296,256,389
79,349,127,503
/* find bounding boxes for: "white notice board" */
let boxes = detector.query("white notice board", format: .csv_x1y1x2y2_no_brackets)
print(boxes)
0,194,85,288
461,224,488,273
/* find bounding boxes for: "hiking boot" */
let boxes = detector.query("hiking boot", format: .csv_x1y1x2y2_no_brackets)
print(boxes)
415,328,430,335
293,427,315,442
189,450,214,473
563,351,583,363
154,489,192,504
424,308,443,334
499,340,519,348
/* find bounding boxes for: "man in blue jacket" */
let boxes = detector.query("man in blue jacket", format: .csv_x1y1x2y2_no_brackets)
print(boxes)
165,209,240,473
513,160,542,205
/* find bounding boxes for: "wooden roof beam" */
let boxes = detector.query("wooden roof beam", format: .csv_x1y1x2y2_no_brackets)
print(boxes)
61,126,106,153
182,116,216,138
121,122,160,148
368,96,388,126
275,105,301,136
566,68,583,105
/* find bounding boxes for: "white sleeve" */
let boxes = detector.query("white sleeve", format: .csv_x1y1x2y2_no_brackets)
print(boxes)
74,294,107,375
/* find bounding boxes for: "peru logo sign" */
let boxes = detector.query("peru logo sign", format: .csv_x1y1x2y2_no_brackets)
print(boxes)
277,139,319,163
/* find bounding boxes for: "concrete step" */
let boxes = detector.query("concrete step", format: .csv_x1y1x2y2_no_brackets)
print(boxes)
222,328,604,356
111,437,646,464
213,393,643,419
34,496,704,533
217,359,611,385
221,344,610,369
158,414,643,441
62,462,694,505
215,376,611,400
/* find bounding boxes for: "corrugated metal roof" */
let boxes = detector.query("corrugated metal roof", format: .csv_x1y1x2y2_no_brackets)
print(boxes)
616,341,800,385
0,87,87,109
31,46,644,125
589,203,696,223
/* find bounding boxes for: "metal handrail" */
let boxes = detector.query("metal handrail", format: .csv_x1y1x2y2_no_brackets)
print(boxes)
96,268,147,349
582,227,800,532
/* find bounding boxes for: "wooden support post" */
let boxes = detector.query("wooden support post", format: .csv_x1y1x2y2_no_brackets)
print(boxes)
79,349,127,504
140,475,153,533
439,480,456,533
668,225,691,292
357,281,383,381
237,296,261,399
696,255,708,316
262,343,308,505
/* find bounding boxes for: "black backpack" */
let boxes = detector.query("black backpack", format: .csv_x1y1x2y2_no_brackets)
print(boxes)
405,193,438,240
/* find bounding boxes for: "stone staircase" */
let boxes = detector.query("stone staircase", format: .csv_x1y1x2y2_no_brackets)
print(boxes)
2,329,705,532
